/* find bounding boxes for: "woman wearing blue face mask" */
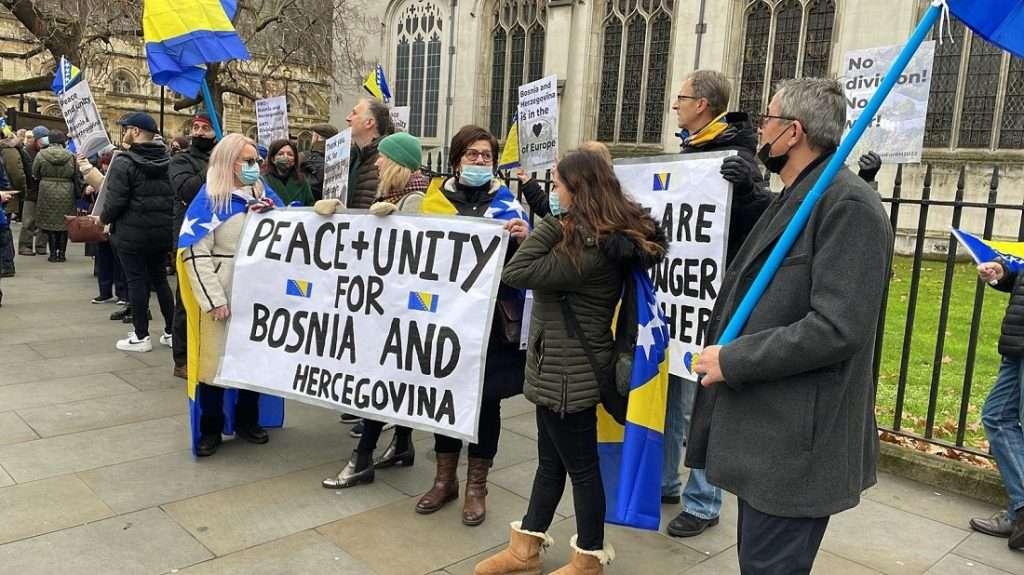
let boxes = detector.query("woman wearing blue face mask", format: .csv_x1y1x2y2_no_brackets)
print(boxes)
415,125,530,527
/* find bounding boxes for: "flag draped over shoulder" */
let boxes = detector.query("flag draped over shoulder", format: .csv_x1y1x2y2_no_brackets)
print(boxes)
598,270,669,530
176,186,285,455
952,228,1024,273
420,177,530,223
498,112,520,171
947,0,1024,58
143,0,250,98
363,64,392,103
51,56,82,93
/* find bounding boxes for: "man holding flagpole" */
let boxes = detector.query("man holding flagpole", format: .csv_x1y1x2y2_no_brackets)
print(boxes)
686,78,892,571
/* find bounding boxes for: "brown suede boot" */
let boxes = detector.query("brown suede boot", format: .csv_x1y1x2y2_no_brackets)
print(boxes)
549,535,615,575
416,451,460,514
473,521,553,575
463,457,492,526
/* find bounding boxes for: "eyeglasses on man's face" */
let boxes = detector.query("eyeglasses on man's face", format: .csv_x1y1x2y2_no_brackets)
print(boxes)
752,112,800,128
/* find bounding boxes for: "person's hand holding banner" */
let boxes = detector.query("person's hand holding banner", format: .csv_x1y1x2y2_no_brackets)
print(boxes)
857,151,882,182
248,197,275,213
210,305,230,321
504,218,529,240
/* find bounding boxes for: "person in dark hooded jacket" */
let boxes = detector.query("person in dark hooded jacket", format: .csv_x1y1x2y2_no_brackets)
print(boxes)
101,112,175,354
476,149,667,575
300,123,337,201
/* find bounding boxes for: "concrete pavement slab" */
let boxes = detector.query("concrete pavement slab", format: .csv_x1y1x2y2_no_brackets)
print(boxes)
0,373,137,411
864,473,1001,531
178,530,378,574
501,411,538,440
163,462,406,556
489,458,574,519
952,532,1024,575
0,352,147,386
113,365,186,391
0,343,44,363
0,475,114,544
16,388,186,437
926,555,1016,574
0,410,39,445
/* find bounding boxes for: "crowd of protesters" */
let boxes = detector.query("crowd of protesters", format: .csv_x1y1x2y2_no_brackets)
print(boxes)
1,68,1020,574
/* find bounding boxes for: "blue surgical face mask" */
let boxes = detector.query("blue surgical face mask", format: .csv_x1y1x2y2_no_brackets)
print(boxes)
459,164,494,187
548,190,562,217
239,163,261,185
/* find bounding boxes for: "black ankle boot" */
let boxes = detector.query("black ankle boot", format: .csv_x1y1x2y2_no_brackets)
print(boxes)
374,432,415,469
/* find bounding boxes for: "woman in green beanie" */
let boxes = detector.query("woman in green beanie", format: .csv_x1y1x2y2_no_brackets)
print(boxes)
317,129,427,489
263,140,314,206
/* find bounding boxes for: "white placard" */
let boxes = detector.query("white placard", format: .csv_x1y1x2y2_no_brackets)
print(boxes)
56,79,111,158
389,106,410,133
517,75,558,172
216,210,509,442
614,152,733,380
322,128,351,202
843,41,935,164
255,95,289,147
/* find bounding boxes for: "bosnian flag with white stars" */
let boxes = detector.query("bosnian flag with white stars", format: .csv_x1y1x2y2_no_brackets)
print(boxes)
178,183,284,249
483,185,530,224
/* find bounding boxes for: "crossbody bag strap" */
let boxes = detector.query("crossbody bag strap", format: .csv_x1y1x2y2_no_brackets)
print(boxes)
558,294,608,384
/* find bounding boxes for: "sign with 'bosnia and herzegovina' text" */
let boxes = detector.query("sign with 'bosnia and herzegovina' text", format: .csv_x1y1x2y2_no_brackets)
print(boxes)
216,210,509,442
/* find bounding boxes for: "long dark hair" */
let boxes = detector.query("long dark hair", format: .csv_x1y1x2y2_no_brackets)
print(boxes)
265,139,303,182
557,151,663,261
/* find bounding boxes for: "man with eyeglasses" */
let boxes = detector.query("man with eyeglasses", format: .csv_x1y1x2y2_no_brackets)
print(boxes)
686,78,892,571
662,69,773,540
101,112,176,354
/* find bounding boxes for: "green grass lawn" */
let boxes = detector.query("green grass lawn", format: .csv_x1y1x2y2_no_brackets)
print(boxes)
876,255,1005,449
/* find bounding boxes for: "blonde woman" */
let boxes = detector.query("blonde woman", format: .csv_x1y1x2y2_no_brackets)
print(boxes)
179,133,285,457
315,130,426,488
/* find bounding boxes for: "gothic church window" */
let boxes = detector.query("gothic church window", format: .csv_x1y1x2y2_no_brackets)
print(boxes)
111,70,136,95
489,0,546,137
394,0,445,138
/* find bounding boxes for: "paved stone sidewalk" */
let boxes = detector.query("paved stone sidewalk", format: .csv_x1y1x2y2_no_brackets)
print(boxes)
0,232,1021,574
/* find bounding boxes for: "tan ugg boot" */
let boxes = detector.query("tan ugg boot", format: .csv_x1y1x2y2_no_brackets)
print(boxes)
473,521,553,575
549,535,615,575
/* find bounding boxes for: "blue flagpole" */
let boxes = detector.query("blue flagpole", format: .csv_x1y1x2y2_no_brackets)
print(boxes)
200,78,224,141
716,0,944,346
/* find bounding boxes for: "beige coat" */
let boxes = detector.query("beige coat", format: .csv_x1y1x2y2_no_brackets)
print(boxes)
182,206,248,383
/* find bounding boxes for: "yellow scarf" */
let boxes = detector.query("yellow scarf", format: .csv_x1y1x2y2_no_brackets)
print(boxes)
685,113,729,148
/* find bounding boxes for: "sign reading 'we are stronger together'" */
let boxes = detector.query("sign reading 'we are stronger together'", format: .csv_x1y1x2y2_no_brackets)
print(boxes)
216,211,508,442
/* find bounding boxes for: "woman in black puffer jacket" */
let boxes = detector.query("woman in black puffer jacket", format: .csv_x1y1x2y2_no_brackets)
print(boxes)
476,150,666,575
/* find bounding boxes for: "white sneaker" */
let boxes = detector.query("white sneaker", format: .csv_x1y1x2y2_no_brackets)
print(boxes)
117,334,153,352
159,332,173,347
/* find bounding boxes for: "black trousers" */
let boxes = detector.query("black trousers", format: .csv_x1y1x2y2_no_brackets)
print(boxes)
197,383,259,435
736,499,830,574
46,231,68,255
118,249,175,340
521,406,605,550
357,420,412,454
95,241,126,300
0,226,14,273
434,398,501,460
172,283,188,368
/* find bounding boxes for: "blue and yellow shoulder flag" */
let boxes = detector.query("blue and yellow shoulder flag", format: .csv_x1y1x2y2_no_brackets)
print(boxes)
363,64,392,103
498,111,520,170
952,228,1024,273
51,56,82,93
598,270,670,530
947,0,1024,58
143,0,250,98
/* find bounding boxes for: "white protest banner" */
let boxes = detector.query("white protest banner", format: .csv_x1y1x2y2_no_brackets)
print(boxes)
389,106,410,133
322,128,351,201
216,210,509,442
56,79,111,158
843,40,935,164
614,152,733,380
255,95,289,147
517,75,558,172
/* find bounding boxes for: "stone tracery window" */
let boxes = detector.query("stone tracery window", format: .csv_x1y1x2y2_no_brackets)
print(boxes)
393,0,445,138
488,0,546,137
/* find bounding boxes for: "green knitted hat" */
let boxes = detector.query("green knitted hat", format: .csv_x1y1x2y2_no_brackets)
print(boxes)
378,132,422,171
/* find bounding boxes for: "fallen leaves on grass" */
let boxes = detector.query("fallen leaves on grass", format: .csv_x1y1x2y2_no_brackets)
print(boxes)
878,430,996,471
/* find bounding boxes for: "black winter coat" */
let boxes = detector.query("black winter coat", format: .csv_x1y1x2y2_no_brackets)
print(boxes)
993,263,1024,357
168,146,210,237
346,138,382,210
681,112,773,265
301,145,326,201
101,142,175,254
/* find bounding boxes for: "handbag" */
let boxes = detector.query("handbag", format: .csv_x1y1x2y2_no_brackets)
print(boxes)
493,296,524,345
65,214,107,243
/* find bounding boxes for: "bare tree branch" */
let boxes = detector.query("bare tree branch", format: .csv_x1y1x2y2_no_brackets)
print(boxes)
0,74,54,96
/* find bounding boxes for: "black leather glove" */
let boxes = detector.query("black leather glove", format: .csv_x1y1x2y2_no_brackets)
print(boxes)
720,154,761,195
857,151,882,183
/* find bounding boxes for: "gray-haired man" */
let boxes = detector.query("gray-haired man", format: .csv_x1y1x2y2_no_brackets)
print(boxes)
686,78,892,570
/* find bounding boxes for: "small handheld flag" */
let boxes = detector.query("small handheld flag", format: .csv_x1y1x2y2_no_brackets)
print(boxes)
363,64,392,103
952,228,1024,273
51,56,82,94
498,111,521,170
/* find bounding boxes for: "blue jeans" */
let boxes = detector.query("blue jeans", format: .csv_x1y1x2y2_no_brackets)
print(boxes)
982,356,1024,520
662,374,722,520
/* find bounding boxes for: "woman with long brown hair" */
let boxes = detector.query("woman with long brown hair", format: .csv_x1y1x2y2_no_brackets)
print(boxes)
475,150,666,575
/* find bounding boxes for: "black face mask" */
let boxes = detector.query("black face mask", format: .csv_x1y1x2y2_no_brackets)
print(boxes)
191,136,215,153
757,124,795,174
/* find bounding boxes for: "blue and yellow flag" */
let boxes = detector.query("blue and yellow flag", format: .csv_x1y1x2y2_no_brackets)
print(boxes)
363,64,392,103
408,291,440,313
498,111,520,170
51,56,82,93
598,270,669,530
947,0,1024,58
952,228,1024,273
143,0,250,98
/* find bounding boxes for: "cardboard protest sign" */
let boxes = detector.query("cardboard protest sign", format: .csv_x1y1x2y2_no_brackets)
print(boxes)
56,79,111,158
255,95,289,147
517,75,558,172
322,128,351,202
217,210,509,442
389,106,410,133
843,41,935,164
614,152,733,380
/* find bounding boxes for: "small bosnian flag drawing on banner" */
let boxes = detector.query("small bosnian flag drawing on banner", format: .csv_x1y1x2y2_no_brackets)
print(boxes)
653,172,671,192
408,292,439,313
286,279,313,298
